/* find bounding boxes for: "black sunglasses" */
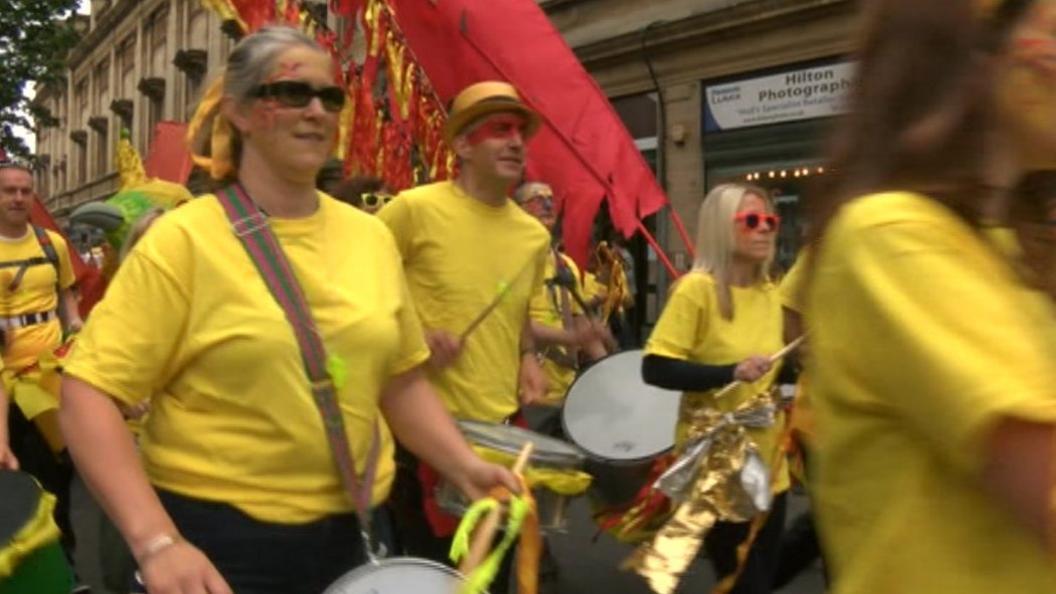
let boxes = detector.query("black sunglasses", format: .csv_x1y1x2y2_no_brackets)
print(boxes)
251,81,346,113
361,192,393,208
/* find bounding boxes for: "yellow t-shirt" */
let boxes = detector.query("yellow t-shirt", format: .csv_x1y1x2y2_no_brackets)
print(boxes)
807,191,1056,594
777,253,814,445
379,181,550,423
0,228,76,370
529,250,583,406
645,271,790,494
65,194,429,524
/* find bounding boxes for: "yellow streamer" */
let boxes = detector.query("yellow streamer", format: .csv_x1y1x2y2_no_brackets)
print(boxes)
471,445,592,496
450,495,530,594
197,0,247,31
115,129,148,190
186,76,236,181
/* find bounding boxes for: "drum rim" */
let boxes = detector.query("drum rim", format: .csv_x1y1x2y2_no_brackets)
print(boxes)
560,349,677,464
457,419,587,467
323,556,470,592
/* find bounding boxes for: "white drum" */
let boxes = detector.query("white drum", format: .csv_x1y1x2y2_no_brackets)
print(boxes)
324,557,475,593
561,349,680,507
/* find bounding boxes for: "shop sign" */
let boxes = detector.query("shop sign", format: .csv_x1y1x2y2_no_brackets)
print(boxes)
704,62,855,132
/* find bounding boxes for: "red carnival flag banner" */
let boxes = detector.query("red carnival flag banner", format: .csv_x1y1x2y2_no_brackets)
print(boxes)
143,122,194,183
388,0,670,266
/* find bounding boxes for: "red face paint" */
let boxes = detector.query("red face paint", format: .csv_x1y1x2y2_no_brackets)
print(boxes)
1016,37,1056,77
249,100,279,130
465,113,528,145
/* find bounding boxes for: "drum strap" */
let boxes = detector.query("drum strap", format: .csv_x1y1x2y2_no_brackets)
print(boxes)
216,184,381,541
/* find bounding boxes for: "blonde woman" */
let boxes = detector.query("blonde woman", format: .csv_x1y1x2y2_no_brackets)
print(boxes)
641,183,790,594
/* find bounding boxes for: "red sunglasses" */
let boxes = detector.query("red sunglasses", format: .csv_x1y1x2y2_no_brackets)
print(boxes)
734,211,780,232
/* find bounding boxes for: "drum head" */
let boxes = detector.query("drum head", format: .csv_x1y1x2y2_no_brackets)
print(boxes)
562,349,679,462
0,470,41,543
323,557,474,594
458,420,585,468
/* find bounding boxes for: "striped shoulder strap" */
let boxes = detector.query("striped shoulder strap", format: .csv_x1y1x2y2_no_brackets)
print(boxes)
215,183,380,534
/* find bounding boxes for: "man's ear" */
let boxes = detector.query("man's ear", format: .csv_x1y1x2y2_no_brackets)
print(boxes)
451,134,474,161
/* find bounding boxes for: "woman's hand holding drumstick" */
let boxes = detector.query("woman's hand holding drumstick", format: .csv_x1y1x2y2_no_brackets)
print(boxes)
714,335,806,399
458,442,534,576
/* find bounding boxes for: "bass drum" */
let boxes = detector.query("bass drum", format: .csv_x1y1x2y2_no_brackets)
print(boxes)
323,557,479,594
561,349,680,508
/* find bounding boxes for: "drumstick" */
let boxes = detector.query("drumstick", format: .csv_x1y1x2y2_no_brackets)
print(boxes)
460,256,539,342
713,335,806,399
458,441,535,576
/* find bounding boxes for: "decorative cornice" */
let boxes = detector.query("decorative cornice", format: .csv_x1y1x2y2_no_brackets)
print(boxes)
221,19,245,42
68,0,134,70
88,116,109,134
568,0,852,70
137,77,166,100
173,49,208,79
109,98,134,119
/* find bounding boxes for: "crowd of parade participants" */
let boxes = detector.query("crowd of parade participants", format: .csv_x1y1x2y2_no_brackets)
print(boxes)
3,0,1056,592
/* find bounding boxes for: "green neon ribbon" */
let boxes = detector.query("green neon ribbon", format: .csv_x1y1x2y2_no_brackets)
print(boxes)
449,495,529,594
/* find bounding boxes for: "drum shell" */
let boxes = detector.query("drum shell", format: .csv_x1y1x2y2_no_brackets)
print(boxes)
435,481,573,534
583,457,657,509
323,557,480,594
441,421,588,533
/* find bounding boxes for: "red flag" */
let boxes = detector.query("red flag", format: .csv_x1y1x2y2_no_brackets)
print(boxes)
143,121,193,184
388,0,668,265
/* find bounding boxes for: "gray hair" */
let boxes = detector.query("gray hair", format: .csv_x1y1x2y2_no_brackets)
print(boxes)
191,25,328,181
224,25,324,105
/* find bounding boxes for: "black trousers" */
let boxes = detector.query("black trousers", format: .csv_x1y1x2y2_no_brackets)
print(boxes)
8,404,74,555
389,446,515,594
154,489,370,594
703,492,787,594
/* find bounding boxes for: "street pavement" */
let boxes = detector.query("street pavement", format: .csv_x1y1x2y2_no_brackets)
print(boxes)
543,491,826,594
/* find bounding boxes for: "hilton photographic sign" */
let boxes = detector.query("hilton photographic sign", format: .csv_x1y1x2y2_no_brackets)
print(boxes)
704,62,855,132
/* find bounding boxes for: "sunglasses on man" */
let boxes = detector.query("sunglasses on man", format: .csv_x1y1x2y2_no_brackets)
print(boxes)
360,192,393,208
251,81,346,113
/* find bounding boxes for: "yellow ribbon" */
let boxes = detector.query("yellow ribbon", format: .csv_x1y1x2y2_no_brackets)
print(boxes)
115,129,148,190
471,445,592,496
186,76,236,181
4,351,66,453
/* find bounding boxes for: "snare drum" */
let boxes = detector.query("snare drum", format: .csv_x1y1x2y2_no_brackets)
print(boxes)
437,420,588,533
0,470,74,594
323,557,477,593
561,349,680,508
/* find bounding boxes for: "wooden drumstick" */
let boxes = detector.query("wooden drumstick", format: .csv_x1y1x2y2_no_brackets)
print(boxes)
460,256,539,342
713,335,806,399
458,441,535,575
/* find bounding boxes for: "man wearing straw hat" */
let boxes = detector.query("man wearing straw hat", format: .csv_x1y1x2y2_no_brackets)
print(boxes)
379,81,550,588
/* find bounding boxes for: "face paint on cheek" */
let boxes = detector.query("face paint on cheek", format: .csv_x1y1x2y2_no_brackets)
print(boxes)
997,63,1056,168
249,100,280,131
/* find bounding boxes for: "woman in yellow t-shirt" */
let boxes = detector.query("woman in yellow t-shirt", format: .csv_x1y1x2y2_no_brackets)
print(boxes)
642,183,790,594
804,2,1056,593
57,27,515,594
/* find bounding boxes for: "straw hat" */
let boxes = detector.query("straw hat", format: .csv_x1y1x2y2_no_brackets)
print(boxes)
443,81,541,144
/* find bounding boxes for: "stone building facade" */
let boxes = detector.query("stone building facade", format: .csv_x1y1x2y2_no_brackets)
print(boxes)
35,0,858,326
33,0,235,216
